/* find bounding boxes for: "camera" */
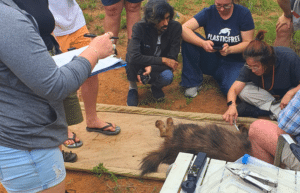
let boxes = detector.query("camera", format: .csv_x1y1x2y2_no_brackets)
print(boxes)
137,69,151,85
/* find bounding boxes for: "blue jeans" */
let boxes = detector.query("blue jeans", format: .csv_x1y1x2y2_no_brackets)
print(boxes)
151,69,173,88
0,146,65,193
180,33,245,95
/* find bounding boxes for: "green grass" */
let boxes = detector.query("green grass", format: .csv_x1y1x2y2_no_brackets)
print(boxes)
78,0,97,10
96,13,105,20
83,13,94,25
92,163,118,183
120,9,127,30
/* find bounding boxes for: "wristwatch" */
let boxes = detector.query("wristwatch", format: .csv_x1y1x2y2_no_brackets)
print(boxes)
227,101,233,106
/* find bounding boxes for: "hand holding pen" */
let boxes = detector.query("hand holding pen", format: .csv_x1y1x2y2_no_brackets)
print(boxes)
84,33,118,55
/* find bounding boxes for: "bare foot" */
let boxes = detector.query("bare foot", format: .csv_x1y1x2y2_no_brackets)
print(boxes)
64,131,80,146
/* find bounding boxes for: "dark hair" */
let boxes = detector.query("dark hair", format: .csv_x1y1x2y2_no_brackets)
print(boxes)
143,0,174,25
243,30,275,74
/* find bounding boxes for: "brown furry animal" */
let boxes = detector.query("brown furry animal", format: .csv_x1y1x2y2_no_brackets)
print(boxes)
140,118,252,176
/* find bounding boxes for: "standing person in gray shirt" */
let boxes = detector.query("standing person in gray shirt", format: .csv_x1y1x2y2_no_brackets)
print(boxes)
0,0,114,192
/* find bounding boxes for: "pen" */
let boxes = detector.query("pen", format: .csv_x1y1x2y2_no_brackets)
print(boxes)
233,120,239,131
84,33,119,39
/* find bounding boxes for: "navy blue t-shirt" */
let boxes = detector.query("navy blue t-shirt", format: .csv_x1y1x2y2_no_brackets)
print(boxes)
194,4,254,47
237,47,300,97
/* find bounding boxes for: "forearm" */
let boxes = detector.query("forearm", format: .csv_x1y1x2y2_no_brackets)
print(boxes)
227,90,238,106
227,41,251,54
278,0,292,17
182,26,205,47
286,84,300,98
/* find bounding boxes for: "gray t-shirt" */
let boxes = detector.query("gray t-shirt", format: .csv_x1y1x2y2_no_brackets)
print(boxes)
0,0,91,150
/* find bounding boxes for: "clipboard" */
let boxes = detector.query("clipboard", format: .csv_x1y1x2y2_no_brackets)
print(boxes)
52,46,126,77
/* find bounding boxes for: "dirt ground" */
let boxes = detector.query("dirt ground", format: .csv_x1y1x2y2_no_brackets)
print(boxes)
0,3,241,193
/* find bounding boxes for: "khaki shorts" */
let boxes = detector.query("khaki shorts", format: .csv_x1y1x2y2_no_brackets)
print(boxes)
282,143,300,170
63,92,83,126
55,25,91,53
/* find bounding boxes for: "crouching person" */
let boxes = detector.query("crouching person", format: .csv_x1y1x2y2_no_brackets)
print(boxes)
125,0,182,106
223,30,300,124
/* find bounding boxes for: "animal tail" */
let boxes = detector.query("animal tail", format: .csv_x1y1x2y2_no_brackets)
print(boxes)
140,149,167,176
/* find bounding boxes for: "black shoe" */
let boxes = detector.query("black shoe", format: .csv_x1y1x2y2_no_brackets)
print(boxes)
151,86,165,101
62,150,78,163
237,101,270,118
127,89,138,106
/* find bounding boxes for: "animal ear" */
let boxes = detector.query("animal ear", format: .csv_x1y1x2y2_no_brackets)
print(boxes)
238,124,249,136
155,120,165,129
166,117,174,127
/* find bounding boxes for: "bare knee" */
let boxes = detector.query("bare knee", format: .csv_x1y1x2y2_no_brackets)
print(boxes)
104,2,123,17
248,120,264,140
277,24,293,39
125,2,141,13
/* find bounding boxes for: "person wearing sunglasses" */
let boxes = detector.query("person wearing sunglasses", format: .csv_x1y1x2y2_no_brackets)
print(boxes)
223,30,300,125
180,0,254,98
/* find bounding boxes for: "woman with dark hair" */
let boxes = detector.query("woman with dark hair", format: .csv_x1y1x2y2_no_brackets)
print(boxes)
181,0,255,98
223,30,300,124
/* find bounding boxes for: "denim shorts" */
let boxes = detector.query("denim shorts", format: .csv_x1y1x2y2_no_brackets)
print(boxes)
0,146,66,193
101,0,143,6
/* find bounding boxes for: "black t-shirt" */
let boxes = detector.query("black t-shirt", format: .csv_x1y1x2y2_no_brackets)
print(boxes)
13,0,56,51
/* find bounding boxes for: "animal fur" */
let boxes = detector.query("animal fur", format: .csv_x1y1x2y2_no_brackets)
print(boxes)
140,118,252,176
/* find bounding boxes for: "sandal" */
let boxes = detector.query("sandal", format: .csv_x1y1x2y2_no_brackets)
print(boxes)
62,150,78,163
63,132,83,148
86,122,121,135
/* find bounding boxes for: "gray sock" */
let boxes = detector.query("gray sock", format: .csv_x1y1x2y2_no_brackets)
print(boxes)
129,81,137,90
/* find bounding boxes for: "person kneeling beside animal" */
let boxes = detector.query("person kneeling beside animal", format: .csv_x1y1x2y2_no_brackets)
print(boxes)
125,0,182,106
223,30,300,123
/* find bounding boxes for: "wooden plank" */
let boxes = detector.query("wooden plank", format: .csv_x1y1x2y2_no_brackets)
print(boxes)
160,152,194,193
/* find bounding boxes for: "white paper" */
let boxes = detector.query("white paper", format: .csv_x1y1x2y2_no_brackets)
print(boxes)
52,46,125,76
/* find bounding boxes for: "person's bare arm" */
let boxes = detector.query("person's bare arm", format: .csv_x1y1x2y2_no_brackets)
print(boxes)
278,0,292,18
222,81,246,125
219,29,254,56
280,84,300,109
182,18,214,52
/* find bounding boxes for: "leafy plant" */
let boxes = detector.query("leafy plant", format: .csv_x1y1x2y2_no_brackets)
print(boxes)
92,163,118,183
83,13,94,25
96,13,105,20
78,0,97,10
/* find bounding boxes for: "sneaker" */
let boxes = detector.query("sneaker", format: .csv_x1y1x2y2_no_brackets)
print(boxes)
62,150,78,163
237,101,270,118
185,85,202,98
151,86,165,101
127,89,138,106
